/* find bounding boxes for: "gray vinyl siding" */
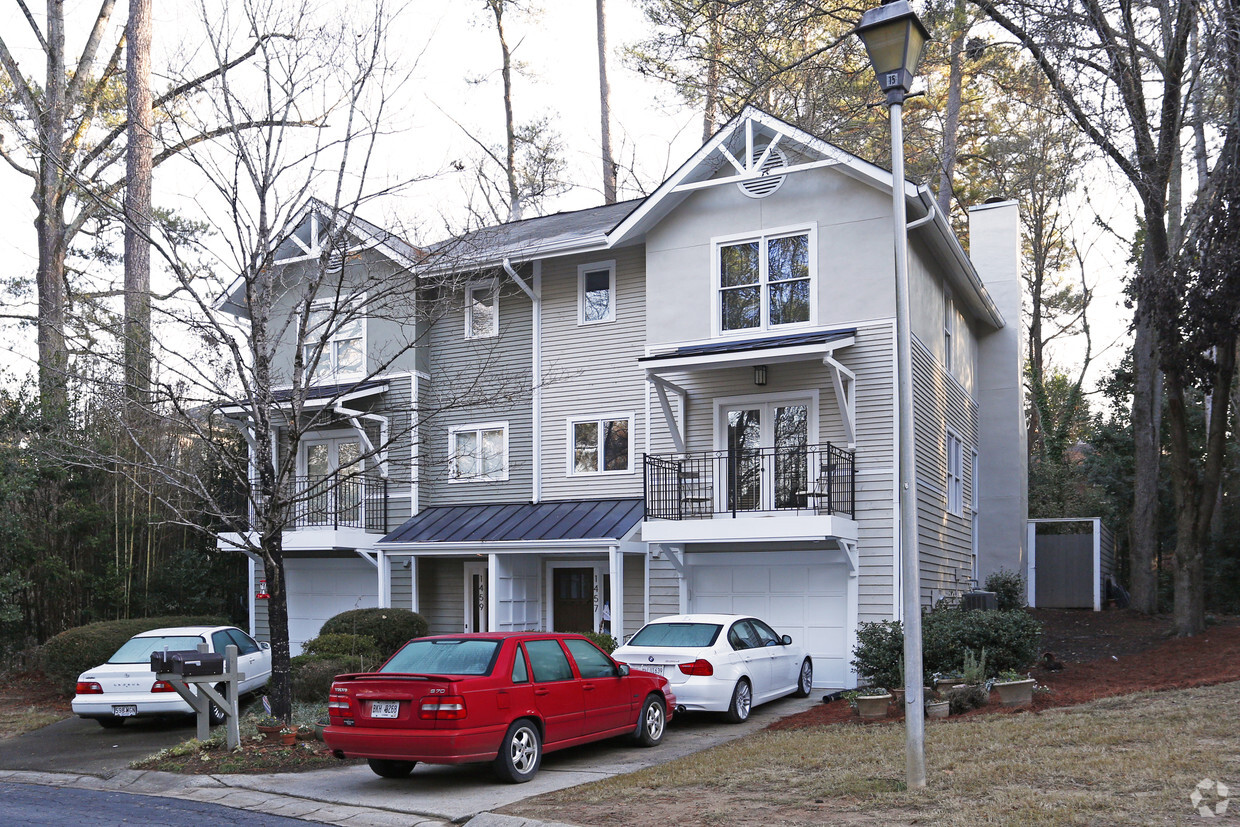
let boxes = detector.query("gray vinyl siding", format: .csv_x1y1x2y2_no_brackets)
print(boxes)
254,595,269,643
623,555,645,634
912,337,978,605
644,319,898,625
540,246,648,500
419,275,535,506
417,558,465,635
389,555,413,610
648,554,681,619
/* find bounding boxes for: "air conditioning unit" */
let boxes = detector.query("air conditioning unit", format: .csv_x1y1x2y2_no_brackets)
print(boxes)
960,590,998,612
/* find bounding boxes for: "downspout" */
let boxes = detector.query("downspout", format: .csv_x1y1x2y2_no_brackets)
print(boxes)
503,257,541,503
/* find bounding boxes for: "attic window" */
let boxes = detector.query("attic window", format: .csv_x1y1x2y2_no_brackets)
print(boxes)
738,145,787,199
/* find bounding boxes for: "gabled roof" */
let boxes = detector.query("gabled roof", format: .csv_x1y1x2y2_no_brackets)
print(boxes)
419,199,641,274
380,498,644,546
215,199,424,318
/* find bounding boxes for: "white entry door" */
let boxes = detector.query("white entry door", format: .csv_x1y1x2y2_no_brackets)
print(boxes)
463,562,489,633
302,436,363,525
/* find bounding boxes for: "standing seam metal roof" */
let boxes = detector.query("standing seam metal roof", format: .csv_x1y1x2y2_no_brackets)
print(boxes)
380,499,645,544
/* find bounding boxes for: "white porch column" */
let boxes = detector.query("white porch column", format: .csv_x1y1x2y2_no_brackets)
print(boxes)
609,545,624,642
487,553,498,633
247,556,257,638
409,556,419,613
377,551,391,608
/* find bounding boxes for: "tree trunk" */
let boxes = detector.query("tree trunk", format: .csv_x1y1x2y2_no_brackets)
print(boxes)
489,1,521,221
936,0,967,217
596,0,615,204
124,0,154,406
1128,258,1162,615
702,2,721,143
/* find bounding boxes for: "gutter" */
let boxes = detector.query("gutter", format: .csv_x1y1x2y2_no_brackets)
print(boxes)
503,257,542,503
913,186,1004,329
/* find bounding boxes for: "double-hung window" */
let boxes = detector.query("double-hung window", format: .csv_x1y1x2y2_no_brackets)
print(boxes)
716,227,814,334
466,282,498,339
578,261,616,324
946,430,963,516
944,293,955,372
569,415,631,474
304,305,364,383
449,422,508,482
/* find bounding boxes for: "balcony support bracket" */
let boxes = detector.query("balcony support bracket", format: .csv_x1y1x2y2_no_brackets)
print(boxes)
824,355,856,449
840,539,859,578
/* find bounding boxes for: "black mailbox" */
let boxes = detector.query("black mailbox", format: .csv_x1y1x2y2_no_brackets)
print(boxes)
151,649,225,676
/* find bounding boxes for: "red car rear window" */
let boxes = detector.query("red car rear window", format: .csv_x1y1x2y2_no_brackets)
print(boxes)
381,639,500,675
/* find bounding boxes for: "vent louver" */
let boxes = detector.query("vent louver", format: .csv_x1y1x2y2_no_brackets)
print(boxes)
738,145,787,198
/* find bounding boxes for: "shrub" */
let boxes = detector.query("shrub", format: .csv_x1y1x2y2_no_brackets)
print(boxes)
41,614,228,694
290,655,363,703
851,619,904,689
318,608,428,660
852,607,1042,687
945,683,988,714
301,632,381,664
984,569,1028,611
581,631,618,654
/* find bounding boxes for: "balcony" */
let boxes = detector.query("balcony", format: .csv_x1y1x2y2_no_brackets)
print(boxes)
642,443,856,544
285,473,388,532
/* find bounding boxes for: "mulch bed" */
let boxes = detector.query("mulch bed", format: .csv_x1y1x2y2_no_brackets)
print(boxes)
768,610,1240,731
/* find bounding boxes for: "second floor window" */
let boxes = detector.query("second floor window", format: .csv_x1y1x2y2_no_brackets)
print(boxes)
717,229,813,333
944,293,955,372
466,283,498,339
305,306,364,383
449,422,508,482
946,430,963,516
570,416,631,474
578,261,616,324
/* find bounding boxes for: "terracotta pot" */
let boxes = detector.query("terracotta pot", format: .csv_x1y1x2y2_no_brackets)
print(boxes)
856,694,892,719
993,678,1036,707
280,731,297,746
256,725,281,742
925,700,950,719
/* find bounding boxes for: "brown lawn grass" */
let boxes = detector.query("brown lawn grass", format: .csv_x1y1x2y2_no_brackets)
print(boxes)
0,706,68,740
502,681,1240,826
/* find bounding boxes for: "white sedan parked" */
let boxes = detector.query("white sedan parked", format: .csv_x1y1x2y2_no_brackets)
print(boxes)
612,614,812,723
72,626,271,728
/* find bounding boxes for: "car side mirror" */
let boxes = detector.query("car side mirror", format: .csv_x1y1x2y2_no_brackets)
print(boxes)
260,642,271,651
617,663,630,677
781,635,792,645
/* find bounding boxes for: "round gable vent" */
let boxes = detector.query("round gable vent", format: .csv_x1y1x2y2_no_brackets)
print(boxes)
738,145,787,199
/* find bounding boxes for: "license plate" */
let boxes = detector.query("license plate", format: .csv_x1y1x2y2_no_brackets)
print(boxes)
638,664,665,676
112,705,137,717
371,701,399,718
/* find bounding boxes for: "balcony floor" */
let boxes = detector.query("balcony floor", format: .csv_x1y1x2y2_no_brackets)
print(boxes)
640,511,858,544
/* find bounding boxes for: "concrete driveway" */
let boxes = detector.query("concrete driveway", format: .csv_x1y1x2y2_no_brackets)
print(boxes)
218,694,820,823
0,713,196,775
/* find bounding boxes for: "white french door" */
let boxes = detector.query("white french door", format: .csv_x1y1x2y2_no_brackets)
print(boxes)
302,436,363,525
717,396,813,512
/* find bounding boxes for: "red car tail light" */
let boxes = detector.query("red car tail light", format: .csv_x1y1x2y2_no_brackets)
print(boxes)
419,695,467,720
75,681,103,695
150,680,178,693
678,659,715,677
329,686,354,722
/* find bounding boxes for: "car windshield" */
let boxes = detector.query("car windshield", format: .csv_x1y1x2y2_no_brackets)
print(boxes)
627,622,722,648
109,635,205,664
380,639,500,676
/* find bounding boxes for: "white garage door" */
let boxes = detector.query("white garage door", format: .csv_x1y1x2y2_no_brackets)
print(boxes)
688,552,850,688
285,558,378,656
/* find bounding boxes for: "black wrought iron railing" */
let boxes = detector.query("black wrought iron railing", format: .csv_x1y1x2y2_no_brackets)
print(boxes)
283,474,388,531
643,443,855,520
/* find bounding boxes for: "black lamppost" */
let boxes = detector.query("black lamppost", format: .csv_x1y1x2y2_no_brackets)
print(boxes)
855,0,930,790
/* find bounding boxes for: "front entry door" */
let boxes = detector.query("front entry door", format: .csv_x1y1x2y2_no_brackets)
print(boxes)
553,568,595,633
463,562,488,633
721,400,809,511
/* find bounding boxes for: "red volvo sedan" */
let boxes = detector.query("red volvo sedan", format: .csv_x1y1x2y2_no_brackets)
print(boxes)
324,632,675,782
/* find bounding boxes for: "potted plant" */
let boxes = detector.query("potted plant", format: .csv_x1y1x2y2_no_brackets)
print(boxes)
254,714,282,741
993,670,1036,707
925,697,950,719
279,726,298,746
855,687,892,719
314,717,330,741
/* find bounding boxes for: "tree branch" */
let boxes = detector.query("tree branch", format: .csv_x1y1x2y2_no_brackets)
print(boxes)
0,137,37,178
14,0,48,54
0,35,41,123
65,0,119,108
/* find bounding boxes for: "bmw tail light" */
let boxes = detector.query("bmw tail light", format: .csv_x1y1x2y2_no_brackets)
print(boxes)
75,681,103,695
420,695,467,720
150,680,178,693
678,659,715,677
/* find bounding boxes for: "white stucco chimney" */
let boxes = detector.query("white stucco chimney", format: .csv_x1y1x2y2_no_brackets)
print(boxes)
969,200,1029,593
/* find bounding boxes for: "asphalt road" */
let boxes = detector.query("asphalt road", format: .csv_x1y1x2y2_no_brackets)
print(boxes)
0,713,195,775
0,781,332,825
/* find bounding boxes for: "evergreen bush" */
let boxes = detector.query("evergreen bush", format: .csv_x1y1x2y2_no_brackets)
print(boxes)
984,569,1028,611
318,608,428,659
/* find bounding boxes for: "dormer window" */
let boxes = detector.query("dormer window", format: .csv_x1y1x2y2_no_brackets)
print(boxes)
715,226,815,334
304,305,364,383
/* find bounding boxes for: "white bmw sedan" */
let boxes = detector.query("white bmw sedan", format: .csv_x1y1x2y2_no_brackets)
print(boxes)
71,625,272,728
612,614,812,723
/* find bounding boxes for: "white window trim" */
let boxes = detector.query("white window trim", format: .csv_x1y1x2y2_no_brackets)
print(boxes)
577,260,617,325
298,429,364,477
711,222,818,337
464,280,500,340
303,298,367,383
944,292,955,373
713,390,820,450
946,428,964,517
447,421,510,483
566,412,635,476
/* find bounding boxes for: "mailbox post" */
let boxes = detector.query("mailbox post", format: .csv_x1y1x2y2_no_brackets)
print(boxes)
154,642,245,749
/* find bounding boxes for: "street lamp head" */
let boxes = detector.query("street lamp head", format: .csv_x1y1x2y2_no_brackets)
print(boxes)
855,0,931,104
